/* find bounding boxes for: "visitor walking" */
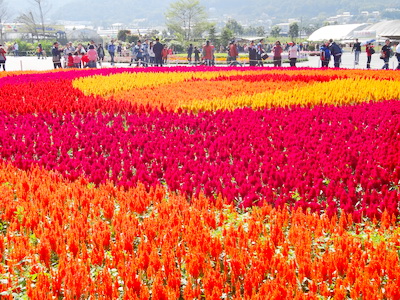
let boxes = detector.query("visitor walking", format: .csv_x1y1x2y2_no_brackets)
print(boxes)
380,39,391,70
187,44,193,63
13,42,19,56
108,41,116,66
153,38,163,67
0,45,6,71
352,39,361,65
272,41,283,67
37,43,44,59
366,42,374,69
194,46,200,66
97,44,105,66
329,39,342,68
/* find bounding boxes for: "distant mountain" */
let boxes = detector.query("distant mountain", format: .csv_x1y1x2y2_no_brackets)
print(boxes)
46,0,400,27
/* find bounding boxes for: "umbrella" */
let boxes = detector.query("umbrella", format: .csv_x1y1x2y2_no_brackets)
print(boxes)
361,39,376,46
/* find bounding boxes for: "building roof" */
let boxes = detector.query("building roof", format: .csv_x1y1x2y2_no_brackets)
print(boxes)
362,20,400,39
308,24,368,41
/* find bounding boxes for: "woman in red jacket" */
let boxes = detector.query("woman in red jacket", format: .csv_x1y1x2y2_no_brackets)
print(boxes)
366,42,374,69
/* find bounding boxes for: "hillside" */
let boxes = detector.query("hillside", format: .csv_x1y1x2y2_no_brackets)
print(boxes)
9,0,400,27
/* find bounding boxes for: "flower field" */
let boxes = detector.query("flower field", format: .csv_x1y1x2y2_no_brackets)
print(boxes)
0,67,400,299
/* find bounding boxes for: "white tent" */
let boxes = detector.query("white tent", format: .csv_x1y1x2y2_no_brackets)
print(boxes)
308,24,368,41
362,20,400,40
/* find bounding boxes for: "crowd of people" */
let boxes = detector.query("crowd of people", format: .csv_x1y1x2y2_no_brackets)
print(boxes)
1,37,400,71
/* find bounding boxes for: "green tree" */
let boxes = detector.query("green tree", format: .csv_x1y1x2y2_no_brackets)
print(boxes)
165,0,209,41
117,30,131,42
208,24,217,44
225,18,244,35
288,22,299,39
270,25,281,38
256,26,266,37
220,27,234,50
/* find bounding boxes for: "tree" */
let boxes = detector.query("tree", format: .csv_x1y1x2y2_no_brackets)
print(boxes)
256,26,266,37
270,25,281,38
220,27,233,50
225,19,244,35
208,24,217,44
165,0,209,41
288,22,299,40
17,11,39,42
117,30,131,42
0,0,8,43
32,0,47,38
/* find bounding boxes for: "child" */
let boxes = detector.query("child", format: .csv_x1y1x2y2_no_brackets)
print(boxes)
67,53,74,68
81,53,89,68
73,52,82,68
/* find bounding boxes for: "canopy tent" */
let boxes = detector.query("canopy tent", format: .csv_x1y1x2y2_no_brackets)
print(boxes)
308,24,368,41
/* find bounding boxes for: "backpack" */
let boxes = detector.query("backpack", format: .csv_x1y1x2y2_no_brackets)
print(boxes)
370,47,375,55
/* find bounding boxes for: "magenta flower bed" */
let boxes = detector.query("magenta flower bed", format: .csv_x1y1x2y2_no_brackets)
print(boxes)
1,100,399,220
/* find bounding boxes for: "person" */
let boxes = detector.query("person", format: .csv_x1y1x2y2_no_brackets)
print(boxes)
352,38,361,65
366,42,374,69
81,52,89,68
108,40,116,66
142,39,149,67
13,42,19,56
148,41,155,66
228,41,239,66
0,45,6,71
51,42,63,69
87,45,98,68
256,39,265,66
73,52,82,68
117,43,122,56
329,39,342,68
162,45,168,65
202,40,214,66
320,42,331,67
37,43,44,59
133,40,145,67
272,41,283,67
66,53,74,68
395,41,400,70
248,41,257,66
187,44,193,63
97,44,105,66
76,43,86,54
380,39,391,70
153,38,163,67
194,46,200,66
288,41,298,67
